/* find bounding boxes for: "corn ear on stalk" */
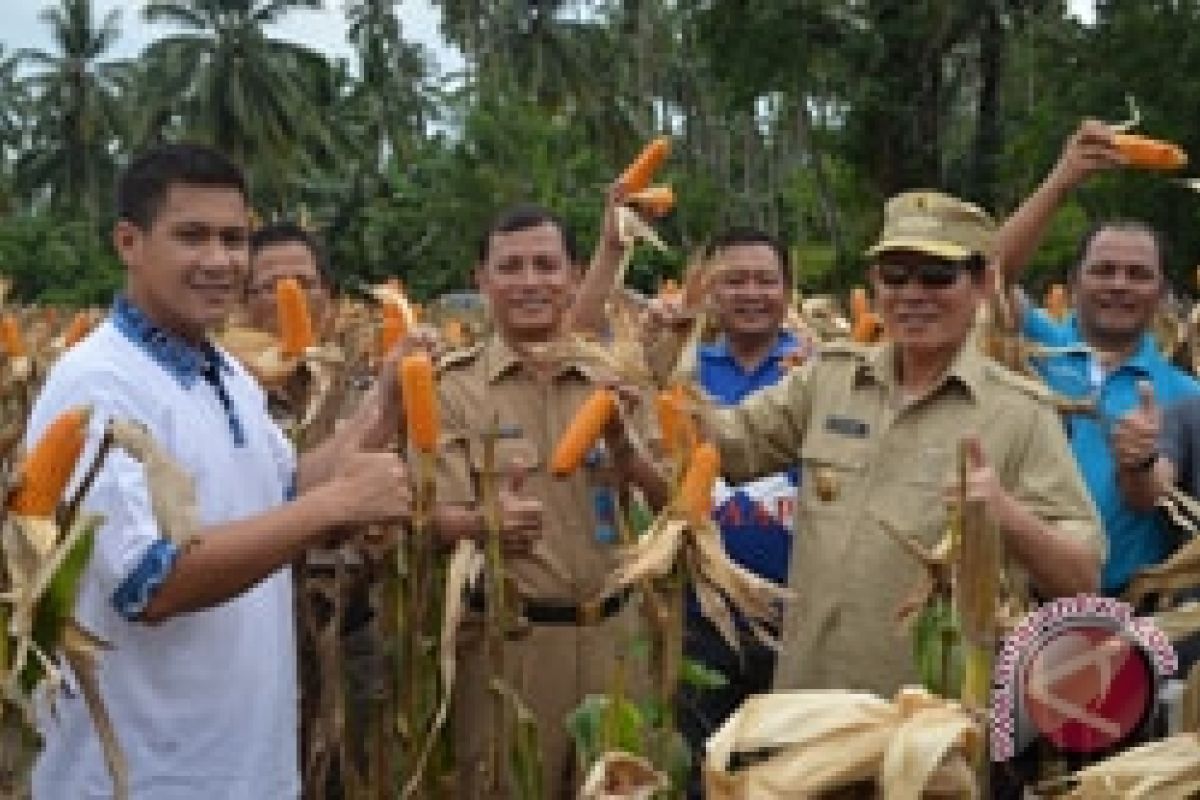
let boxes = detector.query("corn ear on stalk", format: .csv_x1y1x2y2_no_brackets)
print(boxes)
7,406,90,518
400,354,439,454
275,277,315,357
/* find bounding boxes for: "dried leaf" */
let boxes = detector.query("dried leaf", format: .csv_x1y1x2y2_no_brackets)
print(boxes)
1065,733,1200,799
402,538,482,799
579,751,669,800
705,688,980,798
108,420,198,547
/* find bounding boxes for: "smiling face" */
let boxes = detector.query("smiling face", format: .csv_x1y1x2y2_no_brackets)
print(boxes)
870,249,988,355
1073,227,1163,349
710,243,788,340
115,184,249,343
245,241,331,334
475,221,579,342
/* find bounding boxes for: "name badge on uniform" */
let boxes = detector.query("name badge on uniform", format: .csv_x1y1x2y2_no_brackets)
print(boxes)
825,415,869,438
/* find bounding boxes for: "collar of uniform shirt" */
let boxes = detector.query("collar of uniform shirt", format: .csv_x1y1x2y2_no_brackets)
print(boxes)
854,339,987,401
110,294,234,389
484,332,597,384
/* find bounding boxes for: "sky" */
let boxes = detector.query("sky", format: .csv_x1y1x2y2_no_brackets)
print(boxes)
0,0,465,74
0,0,1095,75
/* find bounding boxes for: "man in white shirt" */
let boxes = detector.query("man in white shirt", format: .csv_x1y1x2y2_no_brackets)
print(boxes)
28,143,410,799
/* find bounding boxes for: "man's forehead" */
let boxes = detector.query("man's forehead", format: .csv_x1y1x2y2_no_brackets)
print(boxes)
488,223,568,258
253,241,317,270
1083,229,1160,265
158,183,248,224
713,242,782,272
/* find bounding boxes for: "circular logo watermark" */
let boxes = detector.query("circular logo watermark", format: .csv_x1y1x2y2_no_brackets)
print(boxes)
991,596,1176,762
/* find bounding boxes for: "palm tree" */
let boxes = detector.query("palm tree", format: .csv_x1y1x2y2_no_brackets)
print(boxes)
139,0,334,203
345,0,431,169
16,0,124,217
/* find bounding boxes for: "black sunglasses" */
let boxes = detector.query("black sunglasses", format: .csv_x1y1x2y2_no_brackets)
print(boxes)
876,260,973,289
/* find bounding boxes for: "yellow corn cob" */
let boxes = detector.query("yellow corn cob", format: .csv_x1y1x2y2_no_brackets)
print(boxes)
1,314,26,357
62,311,92,348
401,353,439,453
8,406,91,517
551,388,618,476
276,277,315,357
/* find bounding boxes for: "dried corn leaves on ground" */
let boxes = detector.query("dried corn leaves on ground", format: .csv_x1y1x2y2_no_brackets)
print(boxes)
704,687,980,799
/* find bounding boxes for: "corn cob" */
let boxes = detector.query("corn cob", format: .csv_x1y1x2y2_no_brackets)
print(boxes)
550,388,618,476
679,442,720,523
618,136,671,193
1044,284,1069,321
8,406,91,517
378,303,406,357
1,314,26,357
401,353,439,453
1115,132,1187,170
275,277,315,357
62,311,92,348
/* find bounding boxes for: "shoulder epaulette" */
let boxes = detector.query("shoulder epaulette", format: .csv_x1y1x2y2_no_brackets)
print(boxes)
435,344,483,374
983,362,1054,404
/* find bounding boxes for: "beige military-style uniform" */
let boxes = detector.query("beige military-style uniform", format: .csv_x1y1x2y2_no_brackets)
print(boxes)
436,333,654,799
709,340,1103,697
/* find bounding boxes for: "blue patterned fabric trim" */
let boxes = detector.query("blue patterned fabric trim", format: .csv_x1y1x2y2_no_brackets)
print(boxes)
111,538,181,621
110,295,234,387
111,295,245,446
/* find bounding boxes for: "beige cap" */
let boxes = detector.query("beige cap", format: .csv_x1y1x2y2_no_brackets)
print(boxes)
865,190,996,261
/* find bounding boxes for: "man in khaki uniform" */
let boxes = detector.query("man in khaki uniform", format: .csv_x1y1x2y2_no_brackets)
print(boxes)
433,204,667,798
705,191,1104,697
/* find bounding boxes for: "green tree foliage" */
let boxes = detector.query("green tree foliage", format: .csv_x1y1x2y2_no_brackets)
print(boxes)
5,1,1200,302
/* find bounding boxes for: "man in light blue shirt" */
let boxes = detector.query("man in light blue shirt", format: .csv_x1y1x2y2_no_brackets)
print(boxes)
29,144,412,799
994,119,1200,594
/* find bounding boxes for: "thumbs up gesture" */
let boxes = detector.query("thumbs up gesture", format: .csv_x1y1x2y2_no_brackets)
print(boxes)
496,458,543,556
949,435,1006,514
1112,380,1161,471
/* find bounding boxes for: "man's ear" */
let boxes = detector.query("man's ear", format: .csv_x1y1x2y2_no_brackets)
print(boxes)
112,219,141,269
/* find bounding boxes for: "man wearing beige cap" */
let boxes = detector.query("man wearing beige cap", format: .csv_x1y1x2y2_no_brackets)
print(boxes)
702,190,1103,695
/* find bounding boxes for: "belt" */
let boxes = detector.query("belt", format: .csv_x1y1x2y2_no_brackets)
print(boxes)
466,587,633,626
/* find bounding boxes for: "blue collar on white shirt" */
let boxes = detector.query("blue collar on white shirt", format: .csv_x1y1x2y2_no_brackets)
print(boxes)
110,295,233,389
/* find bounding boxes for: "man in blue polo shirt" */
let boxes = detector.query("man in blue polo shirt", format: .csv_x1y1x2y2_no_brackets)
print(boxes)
676,229,806,788
993,119,1200,595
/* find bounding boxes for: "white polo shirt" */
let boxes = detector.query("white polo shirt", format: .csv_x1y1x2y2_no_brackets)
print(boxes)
28,298,299,799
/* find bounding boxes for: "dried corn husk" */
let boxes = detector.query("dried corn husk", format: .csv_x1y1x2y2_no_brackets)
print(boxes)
579,751,669,799
704,687,980,799
1062,733,1200,799
1126,532,1200,606
1152,602,1200,643
401,538,482,799
597,513,790,652
107,420,198,547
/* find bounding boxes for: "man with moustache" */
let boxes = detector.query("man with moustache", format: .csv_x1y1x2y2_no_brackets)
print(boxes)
700,190,1102,696
432,203,669,797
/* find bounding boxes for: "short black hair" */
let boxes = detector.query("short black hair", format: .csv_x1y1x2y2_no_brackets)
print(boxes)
249,221,334,290
706,227,793,288
1072,219,1166,275
116,143,247,229
476,203,580,265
